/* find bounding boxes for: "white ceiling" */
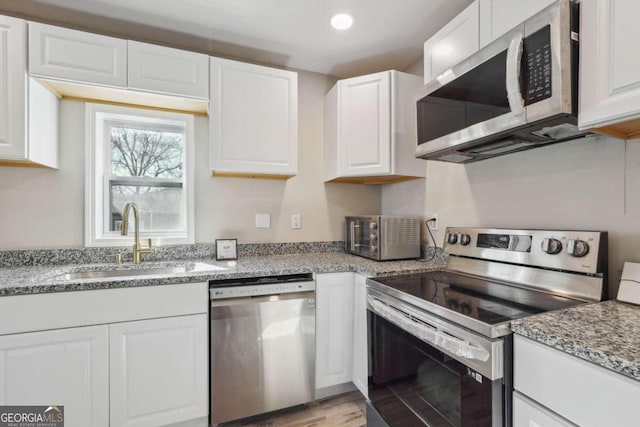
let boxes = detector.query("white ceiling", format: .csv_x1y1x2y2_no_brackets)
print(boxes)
0,0,472,77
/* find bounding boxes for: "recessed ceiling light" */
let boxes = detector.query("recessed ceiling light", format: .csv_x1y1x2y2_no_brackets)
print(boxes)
331,13,354,30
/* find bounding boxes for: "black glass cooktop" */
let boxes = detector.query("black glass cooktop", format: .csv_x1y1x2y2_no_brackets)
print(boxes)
371,271,583,326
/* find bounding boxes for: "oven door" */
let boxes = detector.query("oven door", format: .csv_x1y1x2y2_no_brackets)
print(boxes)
346,217,379,259
367,290,510,427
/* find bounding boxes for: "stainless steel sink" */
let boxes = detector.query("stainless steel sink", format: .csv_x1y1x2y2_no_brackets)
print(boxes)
55,262,226,281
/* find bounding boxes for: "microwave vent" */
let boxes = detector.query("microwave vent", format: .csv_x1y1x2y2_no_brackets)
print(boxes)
383,217,420,245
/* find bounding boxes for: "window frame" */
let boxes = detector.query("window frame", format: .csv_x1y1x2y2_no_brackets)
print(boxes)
85,103,195,247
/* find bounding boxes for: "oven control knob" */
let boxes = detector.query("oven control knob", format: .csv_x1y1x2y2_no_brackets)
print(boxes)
567,239,589,257
541,238,562,255
369,222,378,230
447,233,458,245
369,233,378,241
460,234,471,246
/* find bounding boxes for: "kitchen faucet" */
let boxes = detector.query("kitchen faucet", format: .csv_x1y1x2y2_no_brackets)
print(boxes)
121,202,152,264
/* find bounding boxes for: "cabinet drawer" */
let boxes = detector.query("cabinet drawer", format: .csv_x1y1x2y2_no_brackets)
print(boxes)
29,22,127,87
128,40,209,99
0,282,208,335
514,335,640,426
513,391,575,427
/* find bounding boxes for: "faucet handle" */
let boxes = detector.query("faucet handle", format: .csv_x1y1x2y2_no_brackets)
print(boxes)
113,253,122,265
146,239,152,250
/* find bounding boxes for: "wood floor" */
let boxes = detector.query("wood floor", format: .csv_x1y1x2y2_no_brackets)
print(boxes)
224,391,366,427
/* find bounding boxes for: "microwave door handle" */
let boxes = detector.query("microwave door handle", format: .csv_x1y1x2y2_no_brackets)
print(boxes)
350,221,356,251
506,31,525,117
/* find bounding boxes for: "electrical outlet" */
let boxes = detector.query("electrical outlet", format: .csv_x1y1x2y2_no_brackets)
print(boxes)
427,214,439,231
291,214,301,229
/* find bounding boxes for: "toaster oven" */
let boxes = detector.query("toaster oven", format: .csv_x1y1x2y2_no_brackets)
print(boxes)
345,215,420,261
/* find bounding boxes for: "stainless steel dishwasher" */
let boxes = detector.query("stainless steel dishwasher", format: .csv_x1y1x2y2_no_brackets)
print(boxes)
209,273,316,426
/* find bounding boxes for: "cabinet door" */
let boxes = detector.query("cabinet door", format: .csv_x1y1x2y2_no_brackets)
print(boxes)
352,274,368,398
128,41,209,99
109,314,208,427
0,325,109,427
479,0,555,47
579,0,640,134
209,57,298,177
338,71,391,176
315,272,355,390
29,22,127,87
424,1,479,83
0,15,27,161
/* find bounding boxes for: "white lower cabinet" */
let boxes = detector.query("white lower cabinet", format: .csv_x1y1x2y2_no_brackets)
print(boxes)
514,334,640,426
0,283,208,427
351,274,368,398
315,272,355,394
0,325,110,427
513,392,574,427
110,314,208,427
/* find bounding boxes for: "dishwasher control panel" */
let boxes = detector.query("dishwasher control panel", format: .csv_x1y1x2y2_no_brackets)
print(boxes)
210,280,315,299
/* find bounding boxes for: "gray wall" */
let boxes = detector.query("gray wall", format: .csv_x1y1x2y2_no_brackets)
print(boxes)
0,70,382,249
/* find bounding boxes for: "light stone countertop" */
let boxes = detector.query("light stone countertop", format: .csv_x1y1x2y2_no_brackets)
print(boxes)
511,300,640,382
0,252,445,296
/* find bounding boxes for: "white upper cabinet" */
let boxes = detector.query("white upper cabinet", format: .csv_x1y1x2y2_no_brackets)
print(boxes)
29,22,127,88
128,41,209,99
324,70,424,184
209,56,298,178
579,0,640,138
0,16,58,168
424,1,479,84
0,325,109,427
479,0,556,47
0,16,28,163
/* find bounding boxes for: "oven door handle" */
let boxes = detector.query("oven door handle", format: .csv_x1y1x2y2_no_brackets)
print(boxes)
369,297,438,344
369,296,490,362
435,332,490,362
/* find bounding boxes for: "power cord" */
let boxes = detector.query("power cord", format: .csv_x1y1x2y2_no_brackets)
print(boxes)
421,218,440,262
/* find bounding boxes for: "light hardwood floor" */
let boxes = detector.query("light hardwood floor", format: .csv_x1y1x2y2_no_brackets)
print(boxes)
224,391,366,427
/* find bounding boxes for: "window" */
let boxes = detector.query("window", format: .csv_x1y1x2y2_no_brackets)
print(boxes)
85,104,194,246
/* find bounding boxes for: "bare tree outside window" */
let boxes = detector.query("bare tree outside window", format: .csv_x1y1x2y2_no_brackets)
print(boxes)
106,123,186,233
110,127,184,180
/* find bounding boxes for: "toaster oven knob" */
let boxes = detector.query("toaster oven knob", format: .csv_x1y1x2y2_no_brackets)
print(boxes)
541,238,562,255
567,239,589,257
369,222,378,230
460,234,471,246
447,233,458,245
369,233,378,241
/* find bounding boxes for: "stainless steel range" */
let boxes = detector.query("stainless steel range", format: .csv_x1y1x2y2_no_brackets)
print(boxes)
365,227,608,427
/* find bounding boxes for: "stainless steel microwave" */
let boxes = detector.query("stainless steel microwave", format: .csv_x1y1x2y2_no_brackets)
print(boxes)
415,0,584,163
346,215,420,261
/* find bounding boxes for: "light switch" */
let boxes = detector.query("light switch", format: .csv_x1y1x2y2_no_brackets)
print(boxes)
291,214,301,229
255,213,271,229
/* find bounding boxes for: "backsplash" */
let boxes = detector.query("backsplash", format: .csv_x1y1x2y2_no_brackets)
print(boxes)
0,241,346,268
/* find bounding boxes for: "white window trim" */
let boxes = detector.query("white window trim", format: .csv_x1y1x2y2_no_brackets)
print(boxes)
85,103,195,247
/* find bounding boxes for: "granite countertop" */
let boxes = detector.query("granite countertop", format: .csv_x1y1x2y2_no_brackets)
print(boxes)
0,252,445,296
511,300,640,382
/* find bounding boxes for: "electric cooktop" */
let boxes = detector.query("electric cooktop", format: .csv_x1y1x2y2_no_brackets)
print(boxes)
372,271,583,326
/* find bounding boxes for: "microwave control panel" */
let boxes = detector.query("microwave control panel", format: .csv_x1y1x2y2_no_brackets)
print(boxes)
522,25,552,105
